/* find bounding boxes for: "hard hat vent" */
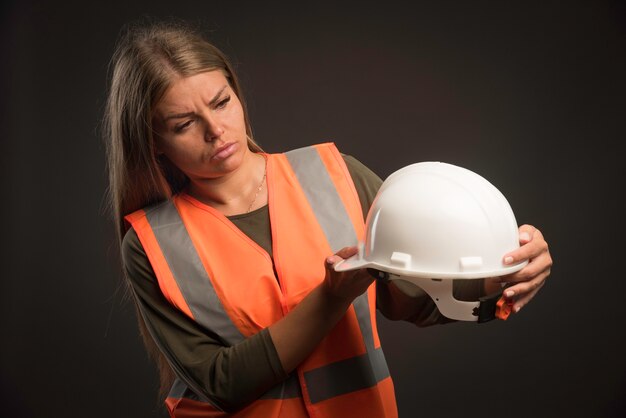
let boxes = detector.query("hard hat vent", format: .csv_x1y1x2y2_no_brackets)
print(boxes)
390,252,412,269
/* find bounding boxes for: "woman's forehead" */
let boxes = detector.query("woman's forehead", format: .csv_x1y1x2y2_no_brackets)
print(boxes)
156,71,230,114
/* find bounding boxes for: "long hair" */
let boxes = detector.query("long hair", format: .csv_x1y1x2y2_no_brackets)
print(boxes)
103,19,261,399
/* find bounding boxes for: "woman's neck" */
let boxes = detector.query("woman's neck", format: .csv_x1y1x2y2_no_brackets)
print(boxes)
187,152,267,216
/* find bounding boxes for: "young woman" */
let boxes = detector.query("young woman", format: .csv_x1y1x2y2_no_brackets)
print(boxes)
104,20,552,418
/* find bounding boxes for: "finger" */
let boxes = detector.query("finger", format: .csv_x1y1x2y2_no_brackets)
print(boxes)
503,228,548,266
518,224,536,244
325,255,339,267
334,246,359,260
517,226,532,245
510,280,545,313
498,250,552,284
501,269,549,302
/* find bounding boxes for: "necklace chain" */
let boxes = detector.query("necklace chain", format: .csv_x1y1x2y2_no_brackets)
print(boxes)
247,158,267,213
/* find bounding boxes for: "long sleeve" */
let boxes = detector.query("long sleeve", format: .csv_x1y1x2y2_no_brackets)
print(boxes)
122,228,288,412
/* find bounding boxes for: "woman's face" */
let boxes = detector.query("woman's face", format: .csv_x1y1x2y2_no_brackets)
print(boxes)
152,70,249,181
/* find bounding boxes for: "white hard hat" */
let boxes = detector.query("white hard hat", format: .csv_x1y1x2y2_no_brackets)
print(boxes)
335,161,528,322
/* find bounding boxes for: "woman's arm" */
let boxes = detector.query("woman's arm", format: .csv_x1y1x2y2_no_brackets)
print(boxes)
124,227,375,408
122,228,287,413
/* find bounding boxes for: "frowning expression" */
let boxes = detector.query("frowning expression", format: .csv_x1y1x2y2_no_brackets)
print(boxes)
152,70,249,180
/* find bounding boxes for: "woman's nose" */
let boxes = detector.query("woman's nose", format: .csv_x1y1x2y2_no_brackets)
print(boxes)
203,116,224,142
205,126,224,141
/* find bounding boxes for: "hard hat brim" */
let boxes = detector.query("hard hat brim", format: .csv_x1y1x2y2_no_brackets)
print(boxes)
334,256,528,280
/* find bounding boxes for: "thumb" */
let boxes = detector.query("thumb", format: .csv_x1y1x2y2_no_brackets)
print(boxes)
334,246,359,260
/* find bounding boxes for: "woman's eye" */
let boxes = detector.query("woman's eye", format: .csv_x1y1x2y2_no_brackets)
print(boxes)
216,96,231,109
174,120,193,133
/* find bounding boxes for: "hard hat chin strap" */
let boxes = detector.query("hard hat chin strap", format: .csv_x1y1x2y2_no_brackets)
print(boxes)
387,274,508,323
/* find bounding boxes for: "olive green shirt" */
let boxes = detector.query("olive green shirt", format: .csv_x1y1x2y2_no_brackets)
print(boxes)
122,154,483,412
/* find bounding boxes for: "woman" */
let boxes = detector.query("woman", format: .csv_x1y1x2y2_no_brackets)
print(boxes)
104,20,552,418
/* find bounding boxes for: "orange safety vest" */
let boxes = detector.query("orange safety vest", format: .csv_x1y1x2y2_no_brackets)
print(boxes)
125,143,397,418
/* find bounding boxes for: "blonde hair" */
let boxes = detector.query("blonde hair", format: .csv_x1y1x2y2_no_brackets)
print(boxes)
103,19,261,399
104,19,262,240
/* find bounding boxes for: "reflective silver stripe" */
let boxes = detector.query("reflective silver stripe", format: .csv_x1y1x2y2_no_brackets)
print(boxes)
144,200,245,347
169,378,201,401
287,145,390,403
261,373,302,399
304,347,390,404
285,146,358,252
303,278,390,404
353,292,375,351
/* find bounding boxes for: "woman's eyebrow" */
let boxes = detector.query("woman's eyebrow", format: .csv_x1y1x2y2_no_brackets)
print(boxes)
163,86,228,122
208,86,228,106
163,111,194,122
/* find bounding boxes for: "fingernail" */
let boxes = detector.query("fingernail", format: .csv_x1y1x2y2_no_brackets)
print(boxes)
520,232,530,242
514,305,522,313
505,290,514,298
504,256,514,265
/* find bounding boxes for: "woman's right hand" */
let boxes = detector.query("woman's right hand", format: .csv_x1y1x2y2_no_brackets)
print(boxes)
323,246,375,303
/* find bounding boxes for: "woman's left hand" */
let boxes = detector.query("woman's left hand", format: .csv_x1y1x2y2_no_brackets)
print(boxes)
497,224,552,314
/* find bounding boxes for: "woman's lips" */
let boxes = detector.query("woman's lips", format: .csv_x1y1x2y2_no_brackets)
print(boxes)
211,142,238,161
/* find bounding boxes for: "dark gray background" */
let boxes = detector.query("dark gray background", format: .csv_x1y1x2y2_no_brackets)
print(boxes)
2,1,625,417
